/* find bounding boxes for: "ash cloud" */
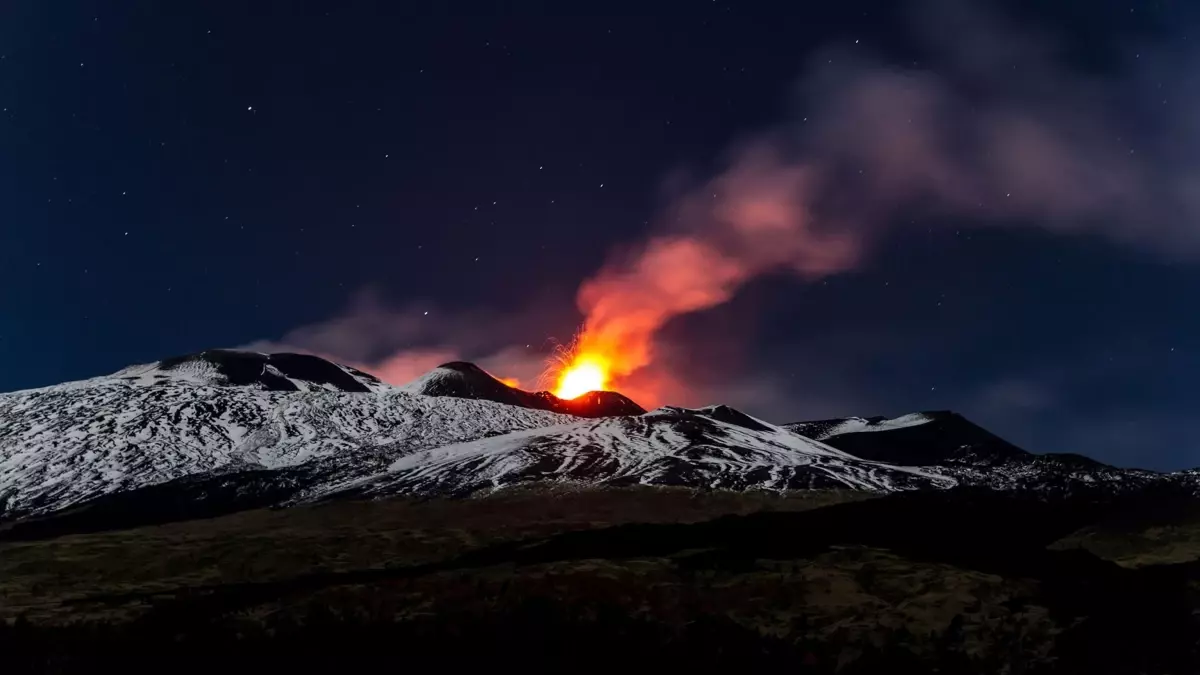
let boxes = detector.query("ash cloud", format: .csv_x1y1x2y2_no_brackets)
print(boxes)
256,0,1199,410
572,0,1200,402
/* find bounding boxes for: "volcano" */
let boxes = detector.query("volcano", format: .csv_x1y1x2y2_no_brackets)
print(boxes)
399,360,645,417
0,351,1197,532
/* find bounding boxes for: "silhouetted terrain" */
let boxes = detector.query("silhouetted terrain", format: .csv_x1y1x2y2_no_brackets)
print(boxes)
4,485,1200,674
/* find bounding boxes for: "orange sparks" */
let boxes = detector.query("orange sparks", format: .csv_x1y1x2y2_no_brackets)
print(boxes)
543,335,614,400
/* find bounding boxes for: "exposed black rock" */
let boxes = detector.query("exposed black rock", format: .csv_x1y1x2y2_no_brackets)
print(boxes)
786,411,1164,494
789,411,1028,466
406,361,645,418
697,404,774,432
157,350,378,392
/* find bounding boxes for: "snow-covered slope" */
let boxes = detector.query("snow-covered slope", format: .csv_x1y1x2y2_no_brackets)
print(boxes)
787,413,939,441
328,405,956,499
4,354,1199,526
0,356,954,521
0,358,573,518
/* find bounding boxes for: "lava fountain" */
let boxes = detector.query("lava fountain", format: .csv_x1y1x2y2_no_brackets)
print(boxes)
545,337,614,400
553,356,609,399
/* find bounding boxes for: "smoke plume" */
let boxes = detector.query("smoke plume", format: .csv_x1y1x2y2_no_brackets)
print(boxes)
571,0,1200,399
258,1,1200,407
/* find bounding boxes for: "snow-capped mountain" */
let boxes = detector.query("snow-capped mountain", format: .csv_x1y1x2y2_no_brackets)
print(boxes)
2,351,1197,527
0,352,574,518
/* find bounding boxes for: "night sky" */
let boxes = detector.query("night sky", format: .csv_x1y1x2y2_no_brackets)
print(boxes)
4,0,1199,470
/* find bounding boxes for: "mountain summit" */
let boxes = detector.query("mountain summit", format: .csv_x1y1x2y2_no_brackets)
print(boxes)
113,349,389,393
400,361,646,418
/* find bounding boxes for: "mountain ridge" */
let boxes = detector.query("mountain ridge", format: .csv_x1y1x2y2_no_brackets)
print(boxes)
399,360,646,417
112,349,390,393
2,350,1197,530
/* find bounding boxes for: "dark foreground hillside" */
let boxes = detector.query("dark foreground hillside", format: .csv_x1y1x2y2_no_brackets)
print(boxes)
4,485,1200,674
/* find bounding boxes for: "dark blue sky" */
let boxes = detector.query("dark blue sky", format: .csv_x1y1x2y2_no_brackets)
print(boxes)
3,0,1198,469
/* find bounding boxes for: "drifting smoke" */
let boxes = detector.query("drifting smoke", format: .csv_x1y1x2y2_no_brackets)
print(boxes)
569,0,1200,400
573,145,861,382
256,0,1200,406
243,288,562,387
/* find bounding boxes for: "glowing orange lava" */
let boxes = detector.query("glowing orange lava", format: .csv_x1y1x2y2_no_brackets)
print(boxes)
552,354,610,400
498,376,521,388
